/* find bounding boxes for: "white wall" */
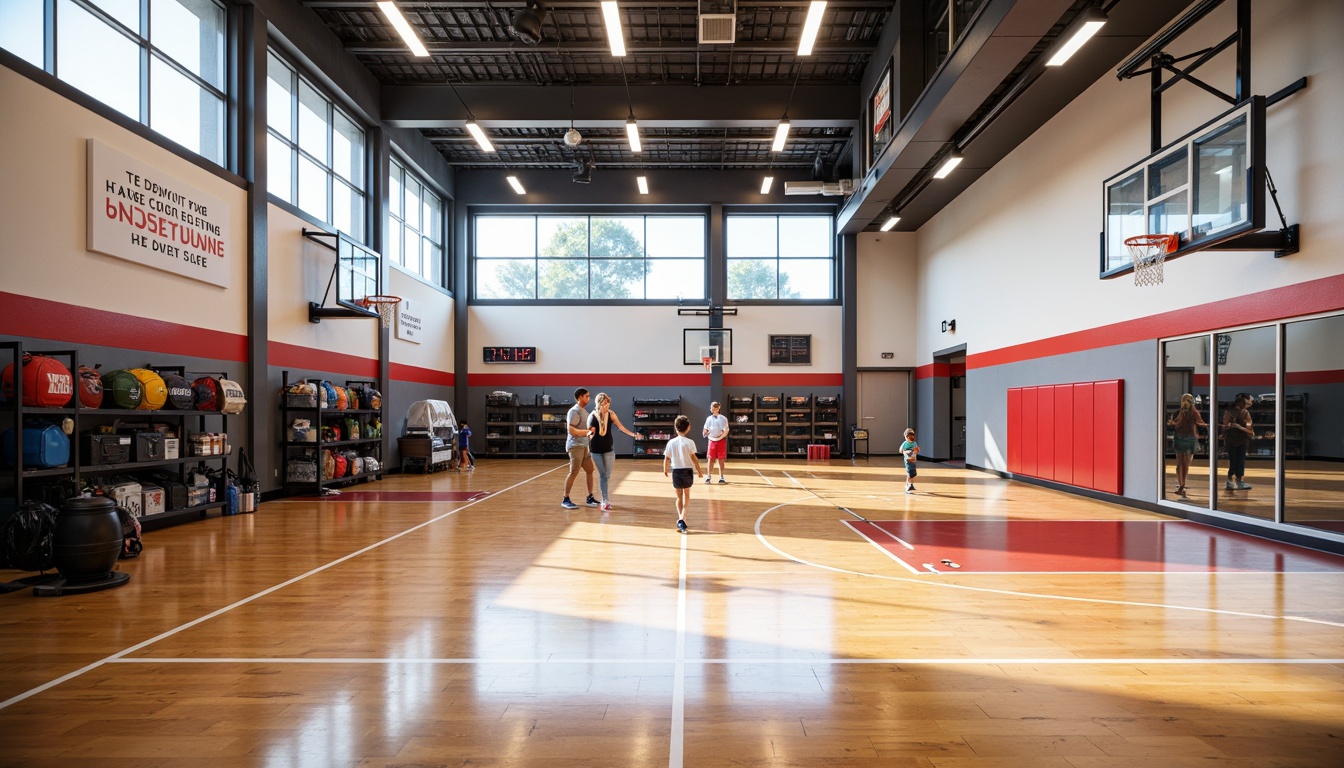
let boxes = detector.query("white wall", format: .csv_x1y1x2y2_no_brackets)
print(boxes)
856,231,919,367
0,65,247,331
917,0,1344,363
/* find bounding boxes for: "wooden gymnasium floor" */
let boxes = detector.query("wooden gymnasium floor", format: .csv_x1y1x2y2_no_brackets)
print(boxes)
2,458,1342,768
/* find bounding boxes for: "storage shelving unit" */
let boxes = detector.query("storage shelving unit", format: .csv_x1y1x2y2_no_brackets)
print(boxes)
1,342,231,527
784,395,812,457
482,396,571,458
632,397,681,459
727,396,755,458
812,395,842,455
754,394,783,457
724,392,842,459
280,371,384,495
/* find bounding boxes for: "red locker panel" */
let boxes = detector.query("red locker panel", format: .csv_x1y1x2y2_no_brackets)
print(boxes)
1073,383,1095,489
1007,388,1022,474
1093,379,1124,494
1037,385,1055,481
1054,385,1075,486
1021,387,1038,478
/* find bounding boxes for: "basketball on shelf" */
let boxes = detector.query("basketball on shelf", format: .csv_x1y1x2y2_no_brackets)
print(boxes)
1125,234,1179,286
359,295,401,328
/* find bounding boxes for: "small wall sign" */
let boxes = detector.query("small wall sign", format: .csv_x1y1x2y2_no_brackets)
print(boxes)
769,334,811,365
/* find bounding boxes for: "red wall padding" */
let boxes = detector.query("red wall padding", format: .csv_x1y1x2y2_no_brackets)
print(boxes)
1006,379,1123,494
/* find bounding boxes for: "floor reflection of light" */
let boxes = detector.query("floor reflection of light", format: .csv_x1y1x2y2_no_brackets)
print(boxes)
384,624,438,740
262,700,355,768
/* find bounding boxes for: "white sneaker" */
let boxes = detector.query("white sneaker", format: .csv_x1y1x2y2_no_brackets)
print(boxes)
602,501,613,511
705,476,711,484
1225,482,1236,491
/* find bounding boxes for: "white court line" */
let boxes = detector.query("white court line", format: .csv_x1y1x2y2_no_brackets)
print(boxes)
751,467,776,487
755,500,1344,629
669,529,687,768
0,466,564,713
840,519,920,574
110,656,1344,666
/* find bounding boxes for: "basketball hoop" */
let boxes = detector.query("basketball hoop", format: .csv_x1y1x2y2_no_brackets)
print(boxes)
359,295,401,328
702,356,714,372
1125,234,1178,286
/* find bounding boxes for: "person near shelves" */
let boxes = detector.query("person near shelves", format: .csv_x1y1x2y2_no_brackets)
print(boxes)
561,387,598,510
1166,393,1207,497
458,421,475,470
1220,392,1255,492
702,401,730,483
588,392,638,511
662,414,703,533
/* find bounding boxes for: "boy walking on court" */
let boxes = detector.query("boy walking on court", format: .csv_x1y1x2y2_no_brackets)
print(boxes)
458,420,475,470
900,428,920,493
702,401,729,483
663,415,703,533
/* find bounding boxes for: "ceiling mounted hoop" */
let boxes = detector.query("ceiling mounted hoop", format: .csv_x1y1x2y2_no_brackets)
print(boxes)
359,295,402,328
1125,234,1178,287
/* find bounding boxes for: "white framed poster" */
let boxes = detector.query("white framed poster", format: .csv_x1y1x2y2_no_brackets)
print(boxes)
396,298,423,343
86,139,232,287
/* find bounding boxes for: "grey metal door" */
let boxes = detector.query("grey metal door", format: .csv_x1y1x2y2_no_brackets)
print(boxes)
857,370,910,455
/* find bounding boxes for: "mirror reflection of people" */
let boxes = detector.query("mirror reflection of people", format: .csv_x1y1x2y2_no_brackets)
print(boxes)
1221,392,1255,492
1166,393,1206,497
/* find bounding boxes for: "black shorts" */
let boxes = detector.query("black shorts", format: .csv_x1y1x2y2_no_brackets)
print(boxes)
671,468,694,489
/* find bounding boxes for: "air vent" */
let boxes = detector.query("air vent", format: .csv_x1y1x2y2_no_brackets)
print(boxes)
699,15,736,44
698,0,736,44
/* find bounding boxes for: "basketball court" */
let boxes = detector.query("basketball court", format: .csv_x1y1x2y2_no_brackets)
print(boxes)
2,459,1340,766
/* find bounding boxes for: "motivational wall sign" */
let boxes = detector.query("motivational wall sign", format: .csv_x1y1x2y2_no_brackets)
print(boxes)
396,298,423,343
87,139,232,288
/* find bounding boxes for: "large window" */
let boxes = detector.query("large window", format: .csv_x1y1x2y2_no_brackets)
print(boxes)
388,158,444,285
726,215,834,300
267,50,366,240
474,214,706,301
0,0,226,165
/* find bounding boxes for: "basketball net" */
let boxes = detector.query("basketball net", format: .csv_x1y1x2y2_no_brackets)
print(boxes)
1125,234,1178,287
359,295,401,328
702,356,714,372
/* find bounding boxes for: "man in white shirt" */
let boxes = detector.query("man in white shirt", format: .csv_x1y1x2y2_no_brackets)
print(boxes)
702,401,729,483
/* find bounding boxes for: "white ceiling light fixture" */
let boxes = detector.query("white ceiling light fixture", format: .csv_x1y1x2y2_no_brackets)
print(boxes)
626,117,642,153
798,1,827,56
506,176,526,194
771,120,790,152
1045,6,1107,66
761,176,774,194
933,152,963,178
601,2,626,57
465,121,495,153
637,176,649,195
880,215,900,231
377,2,429,57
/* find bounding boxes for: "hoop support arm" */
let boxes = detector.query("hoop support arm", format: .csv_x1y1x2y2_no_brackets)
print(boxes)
309,302,379,323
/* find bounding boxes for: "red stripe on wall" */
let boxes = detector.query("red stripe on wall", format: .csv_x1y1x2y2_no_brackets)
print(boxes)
1288,369,1344,385
968,274,1344,370
268,340,377,378
471,373,710,387
0,291,248,361
390,361,454,387
1191,370,1343,387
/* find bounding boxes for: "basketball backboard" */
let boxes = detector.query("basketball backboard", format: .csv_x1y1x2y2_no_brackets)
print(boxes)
684,328,733,366
1100,98,1266,279
336,234,380,308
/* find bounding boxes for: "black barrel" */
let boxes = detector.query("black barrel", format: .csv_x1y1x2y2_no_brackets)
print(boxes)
54,496,123,581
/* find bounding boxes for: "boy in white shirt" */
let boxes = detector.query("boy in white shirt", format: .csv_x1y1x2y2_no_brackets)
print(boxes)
663,415,703,533
702,401,729,483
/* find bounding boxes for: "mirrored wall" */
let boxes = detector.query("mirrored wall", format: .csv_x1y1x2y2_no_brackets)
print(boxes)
1161,314,1344,535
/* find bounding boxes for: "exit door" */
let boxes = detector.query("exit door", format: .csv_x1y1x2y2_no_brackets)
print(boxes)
857,370,911,455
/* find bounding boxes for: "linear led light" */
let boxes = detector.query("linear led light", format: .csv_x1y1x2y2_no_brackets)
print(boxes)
798,1,827,56
637,176,649,195
626,118,642,153
506,176,526,194
601,2,626,57
880,216,900,232
761,176,774,194
1045,7,1106,66
933,152,962,179
465,121,495,152
771,120,790,152
377,2,429,58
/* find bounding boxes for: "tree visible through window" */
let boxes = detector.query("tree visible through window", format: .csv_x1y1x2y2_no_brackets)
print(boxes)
475,214,705,301
726,215,834,300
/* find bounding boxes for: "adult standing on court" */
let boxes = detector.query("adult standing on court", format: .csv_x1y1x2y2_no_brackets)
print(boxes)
561,388,598,509
1221,392,1254,492
1166,393,1206,496
589,392,638,510
702,401,729,483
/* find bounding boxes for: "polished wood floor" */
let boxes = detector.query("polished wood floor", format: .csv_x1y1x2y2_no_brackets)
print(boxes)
3,458,1342,767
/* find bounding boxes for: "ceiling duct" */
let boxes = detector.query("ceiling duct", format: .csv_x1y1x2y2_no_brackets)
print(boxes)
784,179,856,197
698,0,736,44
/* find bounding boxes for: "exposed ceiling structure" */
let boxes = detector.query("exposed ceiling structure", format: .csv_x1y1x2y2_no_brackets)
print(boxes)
302,0,1186,233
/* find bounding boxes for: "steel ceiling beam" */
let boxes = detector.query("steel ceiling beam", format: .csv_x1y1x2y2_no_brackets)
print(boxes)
346,41,879,56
